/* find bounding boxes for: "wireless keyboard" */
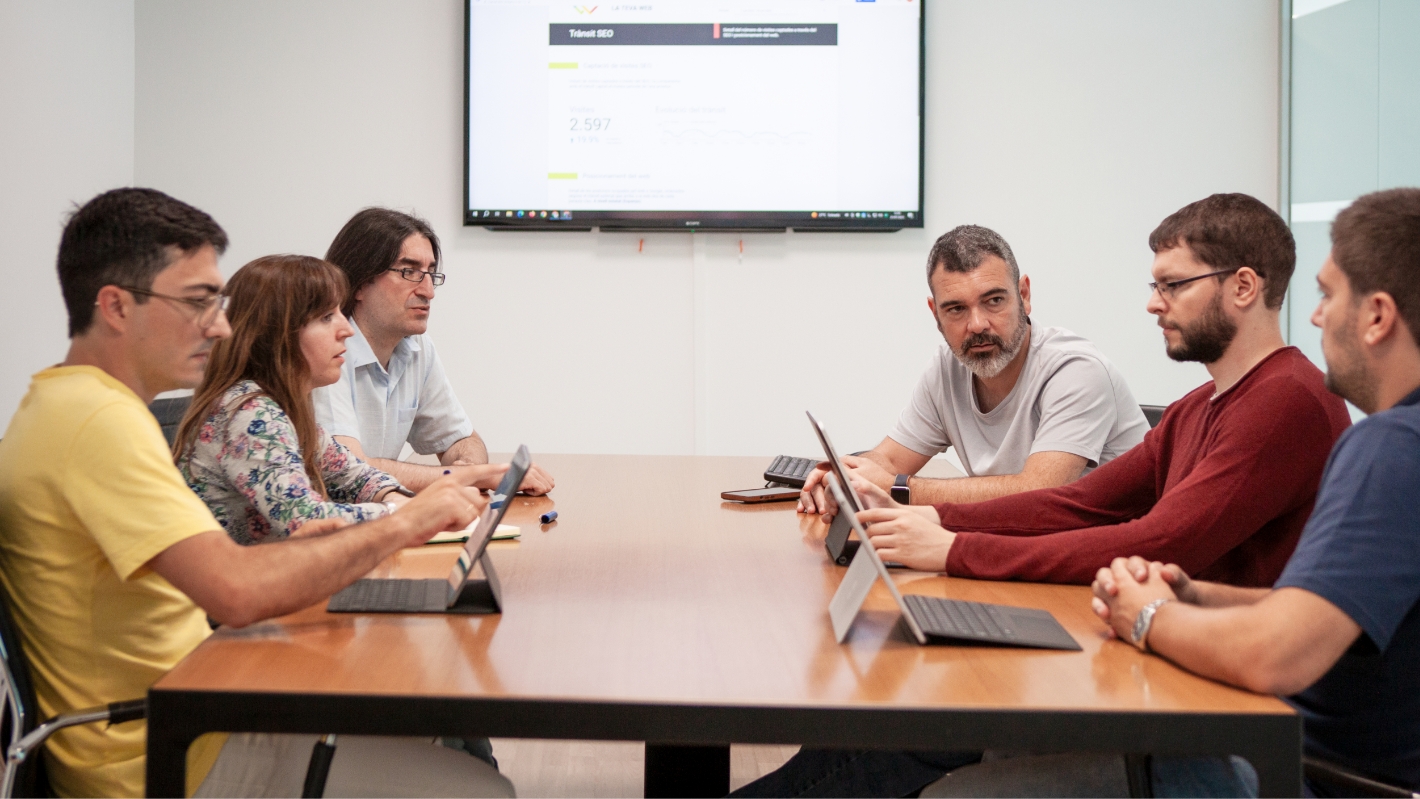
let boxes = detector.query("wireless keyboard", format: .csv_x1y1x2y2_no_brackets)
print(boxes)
764,455,821,488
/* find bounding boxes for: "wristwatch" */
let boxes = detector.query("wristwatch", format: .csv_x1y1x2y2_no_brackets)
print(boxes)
891,474,910,504
1130,598,1171,651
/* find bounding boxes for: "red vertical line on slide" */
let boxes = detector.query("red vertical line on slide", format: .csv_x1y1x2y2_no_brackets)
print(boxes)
714,23,721,38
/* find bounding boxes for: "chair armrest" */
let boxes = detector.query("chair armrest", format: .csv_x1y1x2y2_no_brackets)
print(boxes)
7,699,146,765
106,699,146,725
1304,756,1417,798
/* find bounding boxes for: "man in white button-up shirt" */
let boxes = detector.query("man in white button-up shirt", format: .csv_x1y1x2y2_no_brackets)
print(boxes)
314,208,553,494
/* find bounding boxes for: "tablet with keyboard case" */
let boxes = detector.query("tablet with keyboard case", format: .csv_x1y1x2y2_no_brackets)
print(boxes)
825,476,1080,651
326,445,530,615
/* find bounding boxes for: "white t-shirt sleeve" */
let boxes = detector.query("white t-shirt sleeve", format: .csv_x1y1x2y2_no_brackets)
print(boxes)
311,367,362,441
1028,356,1120,466
887,356,954,457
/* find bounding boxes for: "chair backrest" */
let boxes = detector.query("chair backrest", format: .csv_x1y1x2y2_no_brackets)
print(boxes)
1140,405,1166,429
148,396,193,448
0,587,49,797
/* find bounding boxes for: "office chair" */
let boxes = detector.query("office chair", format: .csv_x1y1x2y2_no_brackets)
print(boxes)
148,395,193,447
0,587,144,798
1140,405,1166,429
0,587,337,798
1304,756,1417,798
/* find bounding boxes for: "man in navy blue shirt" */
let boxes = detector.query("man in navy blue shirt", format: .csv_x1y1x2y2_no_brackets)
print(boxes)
1088,187,1420,793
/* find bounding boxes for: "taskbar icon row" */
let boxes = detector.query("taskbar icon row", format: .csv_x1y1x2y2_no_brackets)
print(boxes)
810,211,914,220
476,210,574,220
473,210,914,221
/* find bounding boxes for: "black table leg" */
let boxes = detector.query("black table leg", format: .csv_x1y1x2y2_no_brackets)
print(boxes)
644,743,730,798
144,695,194,798
1237,719,1304,798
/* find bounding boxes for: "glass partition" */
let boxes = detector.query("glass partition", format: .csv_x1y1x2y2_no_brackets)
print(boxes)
1287,0,1420,366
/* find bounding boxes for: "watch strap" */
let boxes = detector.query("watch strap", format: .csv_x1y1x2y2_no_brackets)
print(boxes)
1131,598,1171,651
890,474,910,504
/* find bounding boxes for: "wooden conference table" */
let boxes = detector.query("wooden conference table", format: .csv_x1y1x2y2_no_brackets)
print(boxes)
146,454,1301,797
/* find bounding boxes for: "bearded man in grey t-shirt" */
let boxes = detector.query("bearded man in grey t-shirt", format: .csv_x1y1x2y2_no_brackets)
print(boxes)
801,225,1148,519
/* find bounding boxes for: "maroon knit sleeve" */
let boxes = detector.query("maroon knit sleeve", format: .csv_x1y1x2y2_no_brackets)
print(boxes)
944,374,1342,584
933,423,1162,537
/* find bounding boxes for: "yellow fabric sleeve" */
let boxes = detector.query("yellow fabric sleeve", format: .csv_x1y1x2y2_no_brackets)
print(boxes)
63,400,219,579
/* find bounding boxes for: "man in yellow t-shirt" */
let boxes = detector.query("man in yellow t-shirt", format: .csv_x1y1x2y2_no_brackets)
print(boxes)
0,188,511,798
0,364,227,796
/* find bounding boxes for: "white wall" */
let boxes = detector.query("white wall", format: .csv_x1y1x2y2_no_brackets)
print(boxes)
126,0,1279,457
0,0,135,423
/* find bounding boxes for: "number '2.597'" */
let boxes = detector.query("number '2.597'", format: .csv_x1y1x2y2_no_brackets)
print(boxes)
570,118,611,131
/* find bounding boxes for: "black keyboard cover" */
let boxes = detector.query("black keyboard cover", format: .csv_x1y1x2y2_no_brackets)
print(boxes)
327,578,448,613
902,594,1080,651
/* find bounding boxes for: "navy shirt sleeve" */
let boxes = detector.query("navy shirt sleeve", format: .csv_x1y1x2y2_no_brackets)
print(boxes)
1275,415,1420,651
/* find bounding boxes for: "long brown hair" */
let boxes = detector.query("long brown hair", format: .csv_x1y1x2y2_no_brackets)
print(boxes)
174,255,348,497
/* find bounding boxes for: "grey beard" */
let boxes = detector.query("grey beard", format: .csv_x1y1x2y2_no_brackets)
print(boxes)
953,316,1029,379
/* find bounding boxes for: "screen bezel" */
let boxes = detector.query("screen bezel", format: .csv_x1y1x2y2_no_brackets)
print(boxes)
445,444,531,603
462,0,926,232
825,475,929,645
806,411,859,514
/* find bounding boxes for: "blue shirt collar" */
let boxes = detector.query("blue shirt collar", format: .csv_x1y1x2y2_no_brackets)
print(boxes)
345,320,378,368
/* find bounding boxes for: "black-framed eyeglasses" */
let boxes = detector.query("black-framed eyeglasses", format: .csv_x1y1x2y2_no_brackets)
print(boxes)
386,267,445,286
117,286,229,327
1148,267,1255,300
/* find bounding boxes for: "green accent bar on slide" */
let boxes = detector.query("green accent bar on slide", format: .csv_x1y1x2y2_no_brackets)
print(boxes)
548,62,578,69
547,173,578,179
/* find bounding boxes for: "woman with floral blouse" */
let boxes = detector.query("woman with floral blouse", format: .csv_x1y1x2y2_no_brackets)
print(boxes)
174,254,407,544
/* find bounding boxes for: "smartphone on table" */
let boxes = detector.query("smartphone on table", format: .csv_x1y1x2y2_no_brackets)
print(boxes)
721,486,800,503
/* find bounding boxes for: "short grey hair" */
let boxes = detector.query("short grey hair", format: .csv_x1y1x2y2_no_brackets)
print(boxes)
926,225,1021,287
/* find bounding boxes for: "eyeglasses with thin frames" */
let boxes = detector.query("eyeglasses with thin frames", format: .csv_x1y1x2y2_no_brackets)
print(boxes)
116,286,230,328
385,267,445,286
1148,267,1254,300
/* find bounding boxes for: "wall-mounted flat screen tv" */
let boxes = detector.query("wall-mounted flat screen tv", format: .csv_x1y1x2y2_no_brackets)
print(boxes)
465,0,924,231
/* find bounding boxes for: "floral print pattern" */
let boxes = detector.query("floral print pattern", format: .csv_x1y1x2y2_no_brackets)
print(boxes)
178,381,401,545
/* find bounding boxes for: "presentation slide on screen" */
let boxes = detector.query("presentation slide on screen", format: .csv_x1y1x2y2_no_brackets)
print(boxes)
467,0,921,218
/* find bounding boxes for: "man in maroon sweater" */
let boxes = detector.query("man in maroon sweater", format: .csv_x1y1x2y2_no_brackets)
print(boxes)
852,193,1352,587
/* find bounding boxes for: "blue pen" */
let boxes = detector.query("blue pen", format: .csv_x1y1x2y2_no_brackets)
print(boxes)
540,510,558,524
